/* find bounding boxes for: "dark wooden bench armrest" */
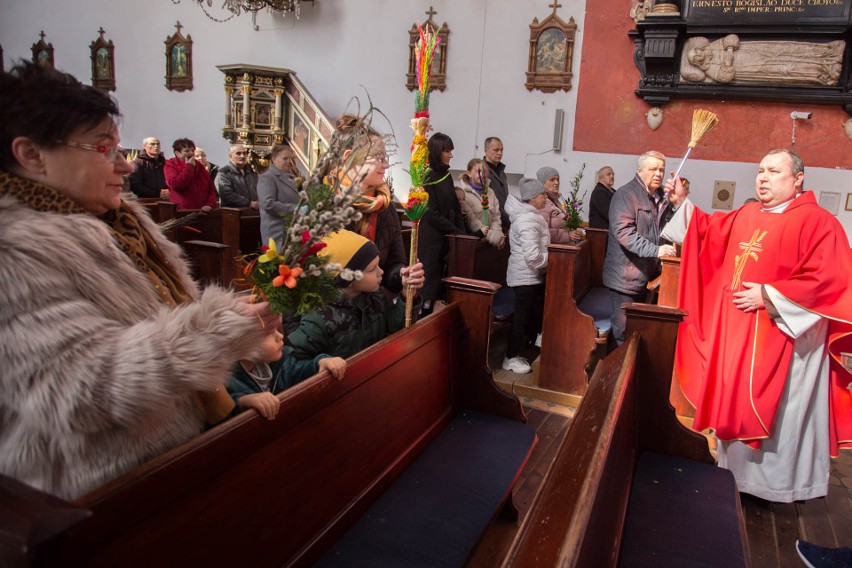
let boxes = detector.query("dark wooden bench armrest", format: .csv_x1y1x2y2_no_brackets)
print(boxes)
0,475,91,555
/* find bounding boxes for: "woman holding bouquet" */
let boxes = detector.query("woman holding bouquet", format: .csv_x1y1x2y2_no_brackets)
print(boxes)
336,115,412,295
458,158,505,249
536,166,585,244
0,63,280,499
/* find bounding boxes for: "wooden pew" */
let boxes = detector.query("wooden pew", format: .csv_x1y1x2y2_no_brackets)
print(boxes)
447,234,513,320
536,239,611,399
506,303,748,567
159,207,261,288
583,227,607,288
1,278,536,567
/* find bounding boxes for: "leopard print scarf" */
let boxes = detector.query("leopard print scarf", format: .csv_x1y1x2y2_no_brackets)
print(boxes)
0,170,233,424
0,170,191,307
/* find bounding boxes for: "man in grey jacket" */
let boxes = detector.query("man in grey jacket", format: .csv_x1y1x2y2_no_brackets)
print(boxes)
602,150,676,346
217,144,259,208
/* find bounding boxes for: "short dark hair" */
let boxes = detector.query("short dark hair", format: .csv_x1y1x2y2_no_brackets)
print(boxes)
172,138,195,153
427,132,454,167
270,144,294,160
484,137,502,150
0,61,120,170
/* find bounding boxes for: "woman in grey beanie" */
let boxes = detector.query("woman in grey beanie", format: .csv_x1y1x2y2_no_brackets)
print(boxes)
535,166,585,244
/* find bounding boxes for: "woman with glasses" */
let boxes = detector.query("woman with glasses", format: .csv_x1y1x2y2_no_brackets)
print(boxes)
0,62,280,500
336,114,417,295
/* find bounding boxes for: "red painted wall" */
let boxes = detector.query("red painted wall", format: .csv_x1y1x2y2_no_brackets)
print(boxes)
574,0,852,170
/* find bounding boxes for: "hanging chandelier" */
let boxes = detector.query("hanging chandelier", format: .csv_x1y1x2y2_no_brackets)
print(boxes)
174,0,310,23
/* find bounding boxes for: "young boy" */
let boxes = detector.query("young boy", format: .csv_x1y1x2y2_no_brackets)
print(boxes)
287,230,424,361
227,329,346,420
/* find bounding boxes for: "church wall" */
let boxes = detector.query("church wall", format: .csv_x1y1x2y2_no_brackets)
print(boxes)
575,0,852,238
1,0,851,238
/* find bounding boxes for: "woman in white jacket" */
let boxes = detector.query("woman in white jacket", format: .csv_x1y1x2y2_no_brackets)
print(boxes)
502,178,550,374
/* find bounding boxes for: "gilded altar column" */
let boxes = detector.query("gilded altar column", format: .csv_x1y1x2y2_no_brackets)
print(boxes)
241,84,251,128
224,85,234,128
273,88,284,131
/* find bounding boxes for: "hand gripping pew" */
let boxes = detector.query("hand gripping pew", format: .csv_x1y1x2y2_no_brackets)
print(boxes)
505,303,748,568
0,277,536,568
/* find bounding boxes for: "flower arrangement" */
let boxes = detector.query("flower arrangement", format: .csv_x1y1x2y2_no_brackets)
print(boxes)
242,121,376,316
561,163,587,232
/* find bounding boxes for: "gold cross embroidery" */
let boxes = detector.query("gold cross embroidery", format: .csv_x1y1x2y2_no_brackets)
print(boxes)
731,229,767,290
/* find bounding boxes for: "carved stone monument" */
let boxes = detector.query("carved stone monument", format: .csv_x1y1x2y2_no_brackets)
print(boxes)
680,35,845,86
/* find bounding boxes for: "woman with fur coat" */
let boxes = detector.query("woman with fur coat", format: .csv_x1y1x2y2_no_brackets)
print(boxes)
0,63,280,500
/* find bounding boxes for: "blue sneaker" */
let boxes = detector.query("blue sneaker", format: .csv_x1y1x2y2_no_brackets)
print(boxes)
796,540,852,568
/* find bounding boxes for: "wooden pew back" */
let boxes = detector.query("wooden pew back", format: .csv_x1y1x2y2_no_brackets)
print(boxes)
537,240,601,396
7,279,521,567
507,303,715,567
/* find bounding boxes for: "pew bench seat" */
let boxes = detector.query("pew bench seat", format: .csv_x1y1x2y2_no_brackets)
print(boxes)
509,306,748,567
576,286,612,337
620,452,747,567
317,409,536,568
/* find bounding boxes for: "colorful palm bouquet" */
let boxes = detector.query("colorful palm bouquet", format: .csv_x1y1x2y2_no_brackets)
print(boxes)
477,167,490,226
243,129,369,316
401,23,441,328
561,163,587,232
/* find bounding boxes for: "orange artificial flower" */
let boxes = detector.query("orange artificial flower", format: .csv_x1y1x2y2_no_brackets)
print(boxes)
272,264,302,288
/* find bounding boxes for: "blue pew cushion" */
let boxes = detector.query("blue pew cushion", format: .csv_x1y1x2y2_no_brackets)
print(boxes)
316,410,537,568
578,286,612,334
619,452,748,568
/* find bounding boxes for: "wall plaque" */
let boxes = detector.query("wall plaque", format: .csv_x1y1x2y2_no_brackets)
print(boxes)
684,0,851,25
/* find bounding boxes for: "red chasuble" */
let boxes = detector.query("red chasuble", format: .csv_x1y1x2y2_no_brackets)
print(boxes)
675,191,852,455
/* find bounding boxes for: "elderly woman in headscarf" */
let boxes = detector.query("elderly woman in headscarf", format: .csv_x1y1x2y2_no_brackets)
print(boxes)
536,166,585,244
0,62,279,500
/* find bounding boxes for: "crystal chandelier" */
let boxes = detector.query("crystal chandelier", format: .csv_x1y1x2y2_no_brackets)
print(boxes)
174,0,309,23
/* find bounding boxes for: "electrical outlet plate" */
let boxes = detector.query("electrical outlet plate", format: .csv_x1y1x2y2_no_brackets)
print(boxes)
713,181,736,210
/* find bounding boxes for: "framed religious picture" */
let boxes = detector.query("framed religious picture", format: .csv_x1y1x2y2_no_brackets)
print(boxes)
90,28,116,92
818,191,841,215
290,107,311,163
31,31,55,70
525,3,577,93
406,7,449,92
164,21,192,92
254,103,273,128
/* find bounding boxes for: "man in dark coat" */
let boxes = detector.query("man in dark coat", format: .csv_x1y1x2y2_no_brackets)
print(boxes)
602,151,676,346
483,136,510,229
217,144,259,209
128,137,168,199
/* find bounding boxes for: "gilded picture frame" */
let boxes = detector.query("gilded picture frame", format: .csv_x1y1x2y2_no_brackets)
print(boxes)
31,31,55,70
525,6,576,93
846,193,852,212
164,21,193,92
90,28,116,92
290,106,311,165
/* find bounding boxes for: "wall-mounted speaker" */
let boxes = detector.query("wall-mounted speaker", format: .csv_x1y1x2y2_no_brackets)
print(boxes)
553,109,565,152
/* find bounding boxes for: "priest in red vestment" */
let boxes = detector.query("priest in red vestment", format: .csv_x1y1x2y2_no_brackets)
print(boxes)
661,149,852,502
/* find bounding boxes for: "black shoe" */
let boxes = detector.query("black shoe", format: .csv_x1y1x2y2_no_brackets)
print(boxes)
796,540,852,568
